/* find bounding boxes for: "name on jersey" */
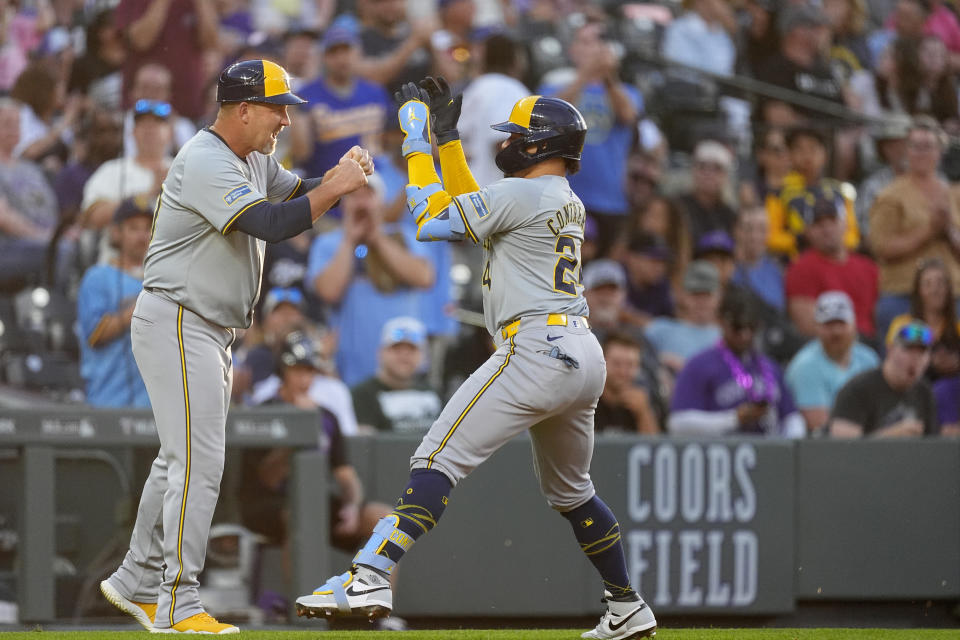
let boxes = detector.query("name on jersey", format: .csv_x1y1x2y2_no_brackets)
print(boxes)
223,184,253,205
545,201,586,236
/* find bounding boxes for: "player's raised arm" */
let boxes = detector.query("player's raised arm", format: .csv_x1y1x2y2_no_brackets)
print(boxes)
395,82,471,243
419,76,480,196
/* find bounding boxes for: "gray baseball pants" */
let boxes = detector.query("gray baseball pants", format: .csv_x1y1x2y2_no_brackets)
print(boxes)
106,290,234,629
411,314,604,511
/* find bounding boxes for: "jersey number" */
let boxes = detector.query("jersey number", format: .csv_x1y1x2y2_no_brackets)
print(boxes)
553,235,581,296
481,259,492,288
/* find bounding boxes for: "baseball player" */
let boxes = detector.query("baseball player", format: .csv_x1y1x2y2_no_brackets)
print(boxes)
98,59,372,634
296,77,657,640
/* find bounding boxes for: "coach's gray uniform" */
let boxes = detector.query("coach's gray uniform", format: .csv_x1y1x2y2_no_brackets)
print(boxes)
411,175,603,511
107,129,301,629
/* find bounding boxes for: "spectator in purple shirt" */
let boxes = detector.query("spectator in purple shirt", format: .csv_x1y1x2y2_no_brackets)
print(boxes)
668,287,805,438
933,374,960,435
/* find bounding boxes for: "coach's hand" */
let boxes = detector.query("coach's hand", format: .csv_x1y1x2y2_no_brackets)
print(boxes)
343,145,375,176
420,75,462,145
326,158,368,196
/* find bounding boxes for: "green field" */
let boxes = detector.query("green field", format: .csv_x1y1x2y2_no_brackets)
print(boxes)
1,630,959,639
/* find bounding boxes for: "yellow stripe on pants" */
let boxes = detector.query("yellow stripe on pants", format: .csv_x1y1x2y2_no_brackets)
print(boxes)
169,306,192,626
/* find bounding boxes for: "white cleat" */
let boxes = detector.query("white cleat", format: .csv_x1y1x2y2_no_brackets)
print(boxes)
295,567,393,621
582,591,657,640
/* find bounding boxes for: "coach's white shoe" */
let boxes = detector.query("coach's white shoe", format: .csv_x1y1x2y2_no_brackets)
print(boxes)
582,591,657,640
295,566,392,621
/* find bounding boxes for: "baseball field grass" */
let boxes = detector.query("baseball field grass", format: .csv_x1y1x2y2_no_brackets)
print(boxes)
1,630,959,639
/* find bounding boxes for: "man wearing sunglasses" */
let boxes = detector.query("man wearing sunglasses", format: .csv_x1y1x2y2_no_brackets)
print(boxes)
81,99,174,233
98,60,372,634
830,320,939,438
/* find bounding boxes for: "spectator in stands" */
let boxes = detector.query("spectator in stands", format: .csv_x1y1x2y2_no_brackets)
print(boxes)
247,319,359,439
355,0,435,95
351,316,442,434
584,259,669,425
785,196,879,338
122,63,196,157
886,258,960,380
933,373,960,435
737,0,779,77
669,287,804,438
76,196,152,408
596,332,660,434
824,0,872,72
290,26,391,179
662,0,737,76
539,19,640,254
280,28,320,91
830,320,938,437
768,126,859,258
694,230,736,290
238,330,392,551
785,291,880,433
870,116,960,339
877,35,959,124
55,107,123,222
430,0,477,87
645,260,723,374
80,99,171,233
856,114,912,240
623,233,673,321
114,0,219,121
674,140,738,244
242,287,311,389
459,33,530,187
755,3,845,125
0,97,59,288
67,8,125,110
10,61,79,165
733,205,785,313
307,175,434,386
742,126,790,215
630,195,691,285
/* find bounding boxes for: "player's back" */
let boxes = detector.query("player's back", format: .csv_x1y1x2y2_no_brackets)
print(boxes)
454,174,589,335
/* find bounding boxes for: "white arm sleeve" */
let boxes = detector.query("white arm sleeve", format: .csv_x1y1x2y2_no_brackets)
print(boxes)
667,409,740,436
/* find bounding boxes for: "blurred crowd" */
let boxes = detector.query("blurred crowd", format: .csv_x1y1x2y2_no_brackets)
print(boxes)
3,0,960,443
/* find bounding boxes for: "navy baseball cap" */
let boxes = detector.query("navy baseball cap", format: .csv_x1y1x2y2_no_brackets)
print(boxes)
113,195,155,224
321,25,359,51
694,230,734,257
278,330,324,370
628,232,672,261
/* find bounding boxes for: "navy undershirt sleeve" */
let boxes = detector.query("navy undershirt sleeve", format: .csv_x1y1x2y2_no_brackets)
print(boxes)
231,197,313,243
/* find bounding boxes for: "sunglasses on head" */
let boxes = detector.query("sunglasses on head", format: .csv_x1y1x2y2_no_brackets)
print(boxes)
896,323,933,347
134,99,172,119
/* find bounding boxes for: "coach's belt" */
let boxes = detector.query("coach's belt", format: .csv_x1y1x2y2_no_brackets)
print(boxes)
500,313,589,341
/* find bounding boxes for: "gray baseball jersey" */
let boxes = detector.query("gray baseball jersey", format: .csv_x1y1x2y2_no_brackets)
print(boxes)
451,175,589,336
143,128,301,329
105,128,300,629
410,173,603,511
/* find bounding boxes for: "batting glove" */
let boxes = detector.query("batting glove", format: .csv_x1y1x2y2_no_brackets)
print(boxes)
395,82,432,158
419,76,462,146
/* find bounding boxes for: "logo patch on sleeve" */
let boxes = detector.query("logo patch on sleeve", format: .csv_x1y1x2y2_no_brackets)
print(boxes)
223,184,253,205
469,193,490,219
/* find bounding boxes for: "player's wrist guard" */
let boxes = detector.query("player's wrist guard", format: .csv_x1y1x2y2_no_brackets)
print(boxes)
398,100,432,158
435,128,459,146
405,182,442,224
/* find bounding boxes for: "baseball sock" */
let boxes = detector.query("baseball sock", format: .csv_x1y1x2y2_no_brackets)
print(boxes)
378,469,452,564
561,495,638,601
